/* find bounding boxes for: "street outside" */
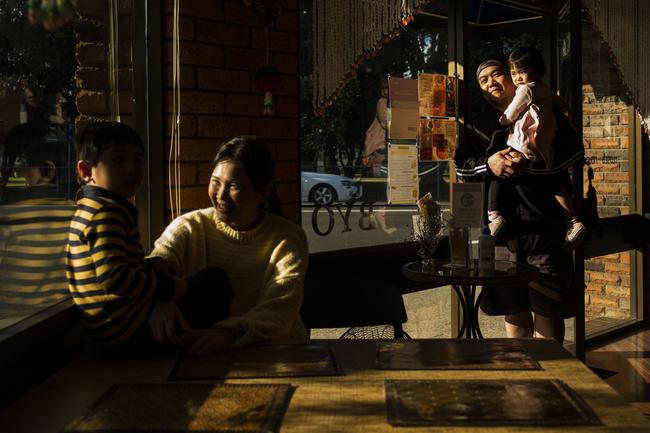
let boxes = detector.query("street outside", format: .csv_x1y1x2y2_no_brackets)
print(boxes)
301,200,574,344
311,285,575,342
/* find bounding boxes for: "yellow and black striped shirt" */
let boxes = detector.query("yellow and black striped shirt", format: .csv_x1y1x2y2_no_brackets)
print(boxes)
66,185,175,345
0,196,76,319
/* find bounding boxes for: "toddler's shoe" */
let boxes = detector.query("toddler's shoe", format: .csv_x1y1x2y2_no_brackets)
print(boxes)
565,220,587,248
488,215,506,238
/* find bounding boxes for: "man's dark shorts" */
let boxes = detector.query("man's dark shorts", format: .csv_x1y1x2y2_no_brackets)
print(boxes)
479,229,577,319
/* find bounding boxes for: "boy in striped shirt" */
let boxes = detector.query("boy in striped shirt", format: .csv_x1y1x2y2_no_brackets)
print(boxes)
67,122,231,347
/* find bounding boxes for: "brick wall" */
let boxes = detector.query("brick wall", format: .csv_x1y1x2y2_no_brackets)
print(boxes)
161,0,300,223
582,24,635,322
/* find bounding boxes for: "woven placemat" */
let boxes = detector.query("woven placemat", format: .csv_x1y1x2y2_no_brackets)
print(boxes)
385,379,601,426
170,343,339,380
376,339,541,370
63,383,294,433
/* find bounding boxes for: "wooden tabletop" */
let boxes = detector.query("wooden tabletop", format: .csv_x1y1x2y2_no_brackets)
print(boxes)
1,338,649,432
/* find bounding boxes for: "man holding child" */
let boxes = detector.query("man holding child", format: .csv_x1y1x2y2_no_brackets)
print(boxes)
454,55,584,343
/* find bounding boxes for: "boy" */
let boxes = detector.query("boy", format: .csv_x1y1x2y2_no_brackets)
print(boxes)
66,122,231,347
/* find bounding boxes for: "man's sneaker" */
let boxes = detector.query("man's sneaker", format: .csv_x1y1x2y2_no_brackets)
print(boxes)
488,215,506,238
565,220,587,247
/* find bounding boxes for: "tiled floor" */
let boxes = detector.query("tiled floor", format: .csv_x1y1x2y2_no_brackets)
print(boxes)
587,327,650,417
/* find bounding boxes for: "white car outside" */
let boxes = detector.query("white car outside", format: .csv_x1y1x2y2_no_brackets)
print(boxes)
301,171,363,205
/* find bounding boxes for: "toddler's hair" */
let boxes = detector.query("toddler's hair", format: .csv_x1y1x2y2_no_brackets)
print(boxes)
508,46,545,79
75,122,143,167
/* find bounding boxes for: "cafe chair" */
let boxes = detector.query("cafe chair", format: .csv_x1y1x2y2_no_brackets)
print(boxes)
300,279,408,339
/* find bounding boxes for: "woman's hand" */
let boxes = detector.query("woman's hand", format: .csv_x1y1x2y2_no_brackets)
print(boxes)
182,328,238,356
147,300,192,345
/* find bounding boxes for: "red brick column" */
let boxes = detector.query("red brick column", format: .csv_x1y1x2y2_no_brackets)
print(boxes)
582,84,633,321
161,0,299,223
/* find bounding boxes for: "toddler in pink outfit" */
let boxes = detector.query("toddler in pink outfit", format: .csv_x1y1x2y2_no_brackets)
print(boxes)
488,47,586,247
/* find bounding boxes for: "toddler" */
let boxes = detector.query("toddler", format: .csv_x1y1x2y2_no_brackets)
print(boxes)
488,47,586,247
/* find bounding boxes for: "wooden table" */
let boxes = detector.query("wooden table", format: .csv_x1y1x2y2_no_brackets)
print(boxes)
0,339,649,432
402,260,540,338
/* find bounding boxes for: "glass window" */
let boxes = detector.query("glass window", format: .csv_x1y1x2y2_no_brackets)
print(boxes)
300,3,451,254
581,23,640,335
0,0,137,332
0,1,77,330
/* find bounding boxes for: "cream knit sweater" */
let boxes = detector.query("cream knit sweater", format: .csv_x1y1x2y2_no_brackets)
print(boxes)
151,208,309,347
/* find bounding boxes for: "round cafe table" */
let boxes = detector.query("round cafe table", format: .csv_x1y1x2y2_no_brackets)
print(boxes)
402,260,540,339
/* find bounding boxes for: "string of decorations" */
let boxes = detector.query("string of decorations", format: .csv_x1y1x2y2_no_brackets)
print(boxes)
311,0,434,115
244,0,283,115
107,0,120,121
168,0,182,219
582,0,650,138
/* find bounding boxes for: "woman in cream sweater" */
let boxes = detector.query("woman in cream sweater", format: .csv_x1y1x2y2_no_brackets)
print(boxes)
150,137,308,355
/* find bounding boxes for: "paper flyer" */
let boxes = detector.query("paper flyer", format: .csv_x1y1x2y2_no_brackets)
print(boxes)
387,144,419,204
418,73,447,117
451,182,484,228
418,118,455,161
388,77,419,140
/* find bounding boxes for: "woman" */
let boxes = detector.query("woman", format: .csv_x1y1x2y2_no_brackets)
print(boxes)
150,137,309,355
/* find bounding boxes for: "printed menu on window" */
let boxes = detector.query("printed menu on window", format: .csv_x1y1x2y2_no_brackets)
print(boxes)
388,77,419,140
418,73,457,118
418,73,446,117
387,144,419,204
418,118,455,161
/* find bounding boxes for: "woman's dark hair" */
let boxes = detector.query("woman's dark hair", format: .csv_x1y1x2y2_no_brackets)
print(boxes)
75,121,143,166
212,137,274,187
508,46,546,79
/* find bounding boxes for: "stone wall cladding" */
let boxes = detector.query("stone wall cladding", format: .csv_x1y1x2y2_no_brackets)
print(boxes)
161,0,299,223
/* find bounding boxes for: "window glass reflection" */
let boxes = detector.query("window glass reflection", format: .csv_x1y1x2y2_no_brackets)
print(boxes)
0,0,77,328
300,4,451,253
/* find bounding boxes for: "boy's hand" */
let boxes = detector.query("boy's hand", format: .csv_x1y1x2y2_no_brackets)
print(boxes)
182,328,237,356
149,257,182,277
173,278,188,301
148,300,192,345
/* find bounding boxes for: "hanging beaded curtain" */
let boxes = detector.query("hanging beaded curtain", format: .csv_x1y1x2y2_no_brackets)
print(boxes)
312,0,434,114
583,0,650,135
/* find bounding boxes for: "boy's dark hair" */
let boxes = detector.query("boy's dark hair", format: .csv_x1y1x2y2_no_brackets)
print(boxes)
75,122,143,166
508,46,546,79
212,137,274,187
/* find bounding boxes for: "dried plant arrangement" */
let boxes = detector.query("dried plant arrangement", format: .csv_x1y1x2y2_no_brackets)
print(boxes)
411,192,443,264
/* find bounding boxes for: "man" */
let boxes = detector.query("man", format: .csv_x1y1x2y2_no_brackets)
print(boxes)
454,57,583,343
